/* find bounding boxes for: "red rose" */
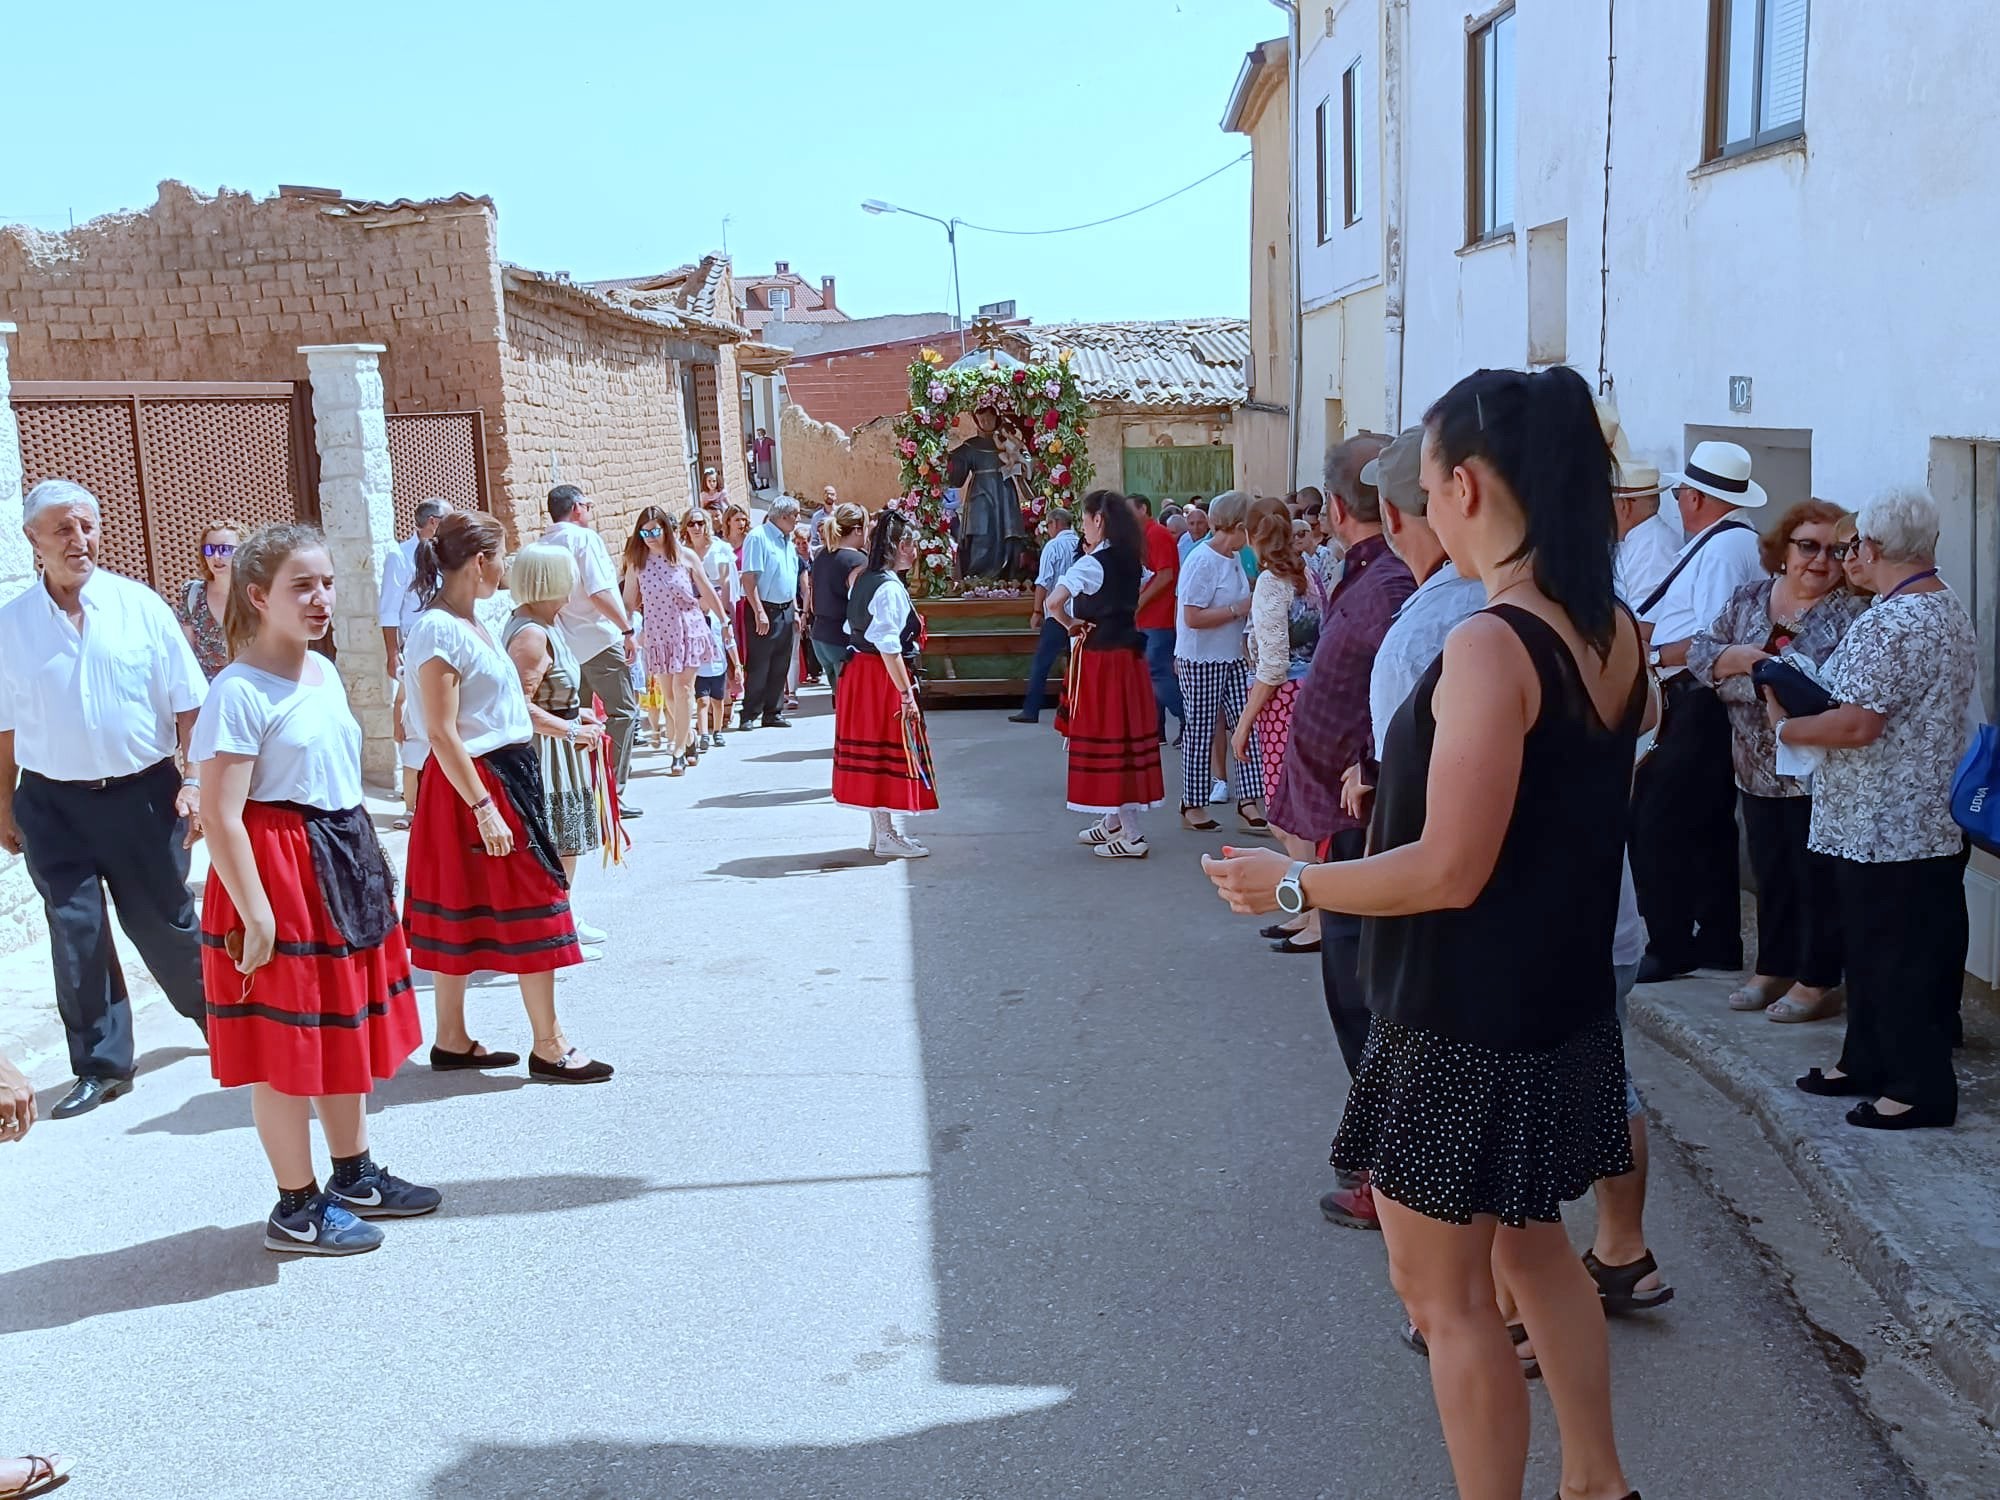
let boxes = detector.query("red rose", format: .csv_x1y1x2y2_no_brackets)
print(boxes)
1012,368,1028,384
1042,410,1059,430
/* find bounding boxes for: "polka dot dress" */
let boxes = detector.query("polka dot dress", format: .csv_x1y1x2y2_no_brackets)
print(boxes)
1331,1017,1635,1227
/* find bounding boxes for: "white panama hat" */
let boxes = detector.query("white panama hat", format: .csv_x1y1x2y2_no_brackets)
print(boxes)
1665,440,1767,509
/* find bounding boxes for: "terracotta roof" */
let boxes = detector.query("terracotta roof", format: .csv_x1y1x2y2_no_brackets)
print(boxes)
317,191,494,216
502,265,749,344
586,253,730,318
1013,319,1250,410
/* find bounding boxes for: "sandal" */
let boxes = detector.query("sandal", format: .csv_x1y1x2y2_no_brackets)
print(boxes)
1726,980,1784,1012
1180,807,1220,832
391,814,412,832
1403,1321,1541,1378
1,1454,75,1499
1583,1249,1675,1314
1767,988,1844,1024
1236,799,1269,831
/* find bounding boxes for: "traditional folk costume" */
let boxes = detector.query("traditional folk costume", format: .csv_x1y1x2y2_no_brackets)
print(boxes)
1056,542,1164,858
832,568,937,858
193,657,421,1096
401,610,584,976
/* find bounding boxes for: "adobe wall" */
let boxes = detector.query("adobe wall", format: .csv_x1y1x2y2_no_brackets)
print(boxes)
779,404,901,510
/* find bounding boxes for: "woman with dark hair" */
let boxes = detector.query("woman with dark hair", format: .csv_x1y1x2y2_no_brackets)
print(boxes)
1046,489,1164,858
402,512,612,1084
1205,366,1649,1500
623,505,726,776
831,507,936,858
1686,499,1865,1022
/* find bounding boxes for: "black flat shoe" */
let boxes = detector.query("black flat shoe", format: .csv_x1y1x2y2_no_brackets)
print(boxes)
1795,1067,1865,1098
1634,952,1690,985
1846,1100,1952,1131
430,1042,522,1072
1270,936,1321,954
528,1049,614,1085
761,716,794,729
50,1075,132,1119
1258,922,1300,940
1007,712,1038,724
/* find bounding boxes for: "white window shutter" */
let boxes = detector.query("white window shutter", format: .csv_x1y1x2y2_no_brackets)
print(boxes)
1760,0,1809,132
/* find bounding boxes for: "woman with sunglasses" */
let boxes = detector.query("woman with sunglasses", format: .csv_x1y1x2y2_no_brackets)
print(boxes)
623,506,726,776
681,509,741,752
1686,500,1865,1023
177,521,244,679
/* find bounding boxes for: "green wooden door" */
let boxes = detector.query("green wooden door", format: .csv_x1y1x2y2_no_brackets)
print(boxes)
1121,446,1236,502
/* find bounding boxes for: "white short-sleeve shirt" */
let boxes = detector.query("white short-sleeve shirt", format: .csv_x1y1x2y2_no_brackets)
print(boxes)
862,573,915,655
401,609,533,758
191,656,364,811
540,520,623,662
1175,540,1251,662
1638,518,1764,673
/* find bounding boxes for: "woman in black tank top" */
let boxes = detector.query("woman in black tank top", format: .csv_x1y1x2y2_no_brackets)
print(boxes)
1204,368,1649,1500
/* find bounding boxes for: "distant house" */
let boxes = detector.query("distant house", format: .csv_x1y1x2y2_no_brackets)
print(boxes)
737,260,847,335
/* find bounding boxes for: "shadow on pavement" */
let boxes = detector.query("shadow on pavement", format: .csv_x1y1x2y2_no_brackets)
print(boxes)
745,748,835,765
127,1069,529,1137
709,851,875,880
694,788,830,810
436,1169,930,1219
0,1223,276,1334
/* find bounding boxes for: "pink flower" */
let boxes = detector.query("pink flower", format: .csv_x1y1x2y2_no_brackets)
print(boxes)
899,439,918,458
1043,379,1061,399
927,380,948,403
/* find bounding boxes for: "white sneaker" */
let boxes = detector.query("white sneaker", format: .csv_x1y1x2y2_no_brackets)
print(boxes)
1093,836,1149,859
1209,779,1229,805
872,832,931,860
1077,818,1117,846
574,919,608,946
579,944,606,963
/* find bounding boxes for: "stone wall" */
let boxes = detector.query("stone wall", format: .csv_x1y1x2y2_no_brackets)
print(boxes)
778,404,902,510
497,282,695,545
0,182,507,422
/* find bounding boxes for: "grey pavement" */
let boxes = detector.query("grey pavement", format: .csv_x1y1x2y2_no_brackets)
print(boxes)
0,695,1965,1499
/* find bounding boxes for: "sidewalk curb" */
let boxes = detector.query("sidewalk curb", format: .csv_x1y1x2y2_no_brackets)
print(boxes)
1627,987,2000,1429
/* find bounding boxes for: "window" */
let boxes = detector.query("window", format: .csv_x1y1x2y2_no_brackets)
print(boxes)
1526,219,1568,364
1314,99,1332,243
1706,0,1808,160
1342,61,1363,226
768,286,791,314
1467,8,1517,243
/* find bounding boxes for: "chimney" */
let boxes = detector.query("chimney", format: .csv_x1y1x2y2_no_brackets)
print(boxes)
774,260,790,275
820,275,837,311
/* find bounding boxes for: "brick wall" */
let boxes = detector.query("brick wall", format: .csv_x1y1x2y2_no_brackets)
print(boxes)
780,332,938,432
498,282,693,547
779,404,902,510
0,181,507,424
713,340,751,504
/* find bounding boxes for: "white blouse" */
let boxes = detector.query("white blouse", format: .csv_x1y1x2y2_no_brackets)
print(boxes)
1056,548,1106,600
192,657,364,812
862,574,915,655
401,608,533,758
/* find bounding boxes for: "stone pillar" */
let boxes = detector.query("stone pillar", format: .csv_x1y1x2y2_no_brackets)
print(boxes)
301,343,397,784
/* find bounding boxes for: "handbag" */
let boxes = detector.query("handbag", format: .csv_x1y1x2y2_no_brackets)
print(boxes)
1750,656,1837,718
1951,723,2000,857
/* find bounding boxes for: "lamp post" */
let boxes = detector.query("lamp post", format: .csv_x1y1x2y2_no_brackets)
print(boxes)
861,199,965,353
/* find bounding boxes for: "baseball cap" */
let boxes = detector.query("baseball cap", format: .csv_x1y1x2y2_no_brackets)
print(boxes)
1359,426,1426,515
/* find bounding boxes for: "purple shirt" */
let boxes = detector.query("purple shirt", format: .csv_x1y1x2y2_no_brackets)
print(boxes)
1267,534,1415,843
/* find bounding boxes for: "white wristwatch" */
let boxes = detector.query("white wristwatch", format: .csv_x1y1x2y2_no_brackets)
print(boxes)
1275,860,1311,916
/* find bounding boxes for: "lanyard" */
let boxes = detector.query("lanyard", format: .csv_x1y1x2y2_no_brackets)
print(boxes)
1880,568,1940,602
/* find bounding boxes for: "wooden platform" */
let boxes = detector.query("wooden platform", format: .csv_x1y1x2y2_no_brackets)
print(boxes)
916,595,1062,707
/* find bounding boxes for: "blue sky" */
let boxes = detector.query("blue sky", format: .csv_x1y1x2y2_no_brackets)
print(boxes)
5,0,1278,325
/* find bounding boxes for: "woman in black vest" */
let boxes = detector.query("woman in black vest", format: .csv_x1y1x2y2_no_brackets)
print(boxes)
1204,368,1649,1500
830,508,936,859
1046,490,1164,858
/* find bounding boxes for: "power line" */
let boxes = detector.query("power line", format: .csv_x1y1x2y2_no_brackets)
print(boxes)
955,152,1251,238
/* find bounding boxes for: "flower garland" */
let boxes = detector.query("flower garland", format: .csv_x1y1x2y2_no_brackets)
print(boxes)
892,345,1094,597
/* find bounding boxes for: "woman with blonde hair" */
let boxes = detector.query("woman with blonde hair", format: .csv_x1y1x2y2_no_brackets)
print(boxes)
1831,512,1875,598
809,503,870,691
681,509,740,753
623,506,727,776
176,519,244,679
503,544,607,947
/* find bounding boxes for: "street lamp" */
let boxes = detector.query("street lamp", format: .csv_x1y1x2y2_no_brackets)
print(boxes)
861,198,965,352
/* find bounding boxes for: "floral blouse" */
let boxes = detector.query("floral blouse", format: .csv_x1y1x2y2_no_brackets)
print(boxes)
177,579,230,680
1687,578,1866,798
1808,590,1978,863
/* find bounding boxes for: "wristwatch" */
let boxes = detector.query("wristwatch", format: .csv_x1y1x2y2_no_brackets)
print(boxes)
1275,860,1311,916
1647,647,1663,670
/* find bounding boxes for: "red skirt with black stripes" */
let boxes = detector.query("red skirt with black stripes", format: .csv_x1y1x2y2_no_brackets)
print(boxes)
1057,646,1165,814
200,802,422,1097
404,753,584,977
832,652,939,812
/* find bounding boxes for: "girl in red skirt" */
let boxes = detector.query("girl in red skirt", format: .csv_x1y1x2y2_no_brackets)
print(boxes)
832,507,937,858
402,512,612,1084
195,524,435,1256
1048,490,1164,858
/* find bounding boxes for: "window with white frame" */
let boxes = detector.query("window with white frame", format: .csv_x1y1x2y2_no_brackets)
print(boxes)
1342,61,1363,227
1315,98,1334,244
1467,8,1516,243
1706,0,1808,159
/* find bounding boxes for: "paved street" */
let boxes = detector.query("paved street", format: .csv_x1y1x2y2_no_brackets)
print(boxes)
1,693,1926,1500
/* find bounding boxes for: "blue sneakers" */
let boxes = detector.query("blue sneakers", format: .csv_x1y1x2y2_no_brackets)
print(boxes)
325,1164,444,1220
264,1193,385,1256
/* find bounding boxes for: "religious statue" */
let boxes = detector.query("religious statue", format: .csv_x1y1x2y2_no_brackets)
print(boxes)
946,407,1030,578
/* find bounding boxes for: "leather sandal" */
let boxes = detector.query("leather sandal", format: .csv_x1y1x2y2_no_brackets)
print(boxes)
1180,807,1220,832
1403,1320,1541,1378
1236,799,1269,831
1766,988,1844,1024
1,1454,75,1499
1583,1249,1675,1314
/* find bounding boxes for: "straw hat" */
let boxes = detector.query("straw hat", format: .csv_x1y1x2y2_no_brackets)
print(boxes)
1666,440,1768,509
1614,460,1668,501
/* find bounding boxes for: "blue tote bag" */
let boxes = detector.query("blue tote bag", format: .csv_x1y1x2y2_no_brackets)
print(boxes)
1950,723,2000,856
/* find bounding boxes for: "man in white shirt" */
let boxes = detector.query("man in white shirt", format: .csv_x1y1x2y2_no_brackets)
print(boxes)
739,496,803,730
1009,507,1080,724
1631,440,1769,981
541,485,643,814
1612,462,1679,608
0,481,212,1118
380,497,449,817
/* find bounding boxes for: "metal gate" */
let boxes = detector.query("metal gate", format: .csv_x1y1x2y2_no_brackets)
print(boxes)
11,381,319,596
384,409,489,535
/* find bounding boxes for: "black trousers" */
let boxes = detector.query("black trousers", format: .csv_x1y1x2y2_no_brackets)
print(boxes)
1631,677,1741,967
741,603,797,724
1740,793,1843,987
13,760,208,1079
1318,828,1370,1080
1833,849,1968,1119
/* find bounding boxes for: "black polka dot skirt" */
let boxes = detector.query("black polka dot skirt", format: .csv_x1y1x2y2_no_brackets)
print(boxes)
1331,1017,1635,1228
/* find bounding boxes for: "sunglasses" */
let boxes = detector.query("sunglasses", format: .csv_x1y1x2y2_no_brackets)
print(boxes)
638,527,662,540
1829,540,1863,561
202,542,236,559
1788,538,1835,559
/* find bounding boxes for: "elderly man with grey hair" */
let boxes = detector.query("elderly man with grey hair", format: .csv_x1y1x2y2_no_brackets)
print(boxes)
0,480,212,1119
1772,489,1978,1131
739,495,804,729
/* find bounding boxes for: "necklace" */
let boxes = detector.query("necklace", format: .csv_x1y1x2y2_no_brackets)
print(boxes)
1880,568,1940,602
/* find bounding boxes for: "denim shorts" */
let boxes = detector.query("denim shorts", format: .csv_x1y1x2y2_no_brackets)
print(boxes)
1612,959,1643,1119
